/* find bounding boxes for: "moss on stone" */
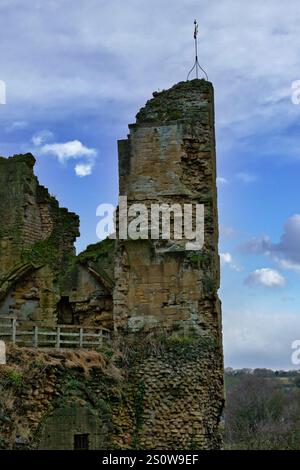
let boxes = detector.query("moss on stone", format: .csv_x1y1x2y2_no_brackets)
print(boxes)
136,79,212,124
77,237,115,282
78,238,115,263
22,238,58,267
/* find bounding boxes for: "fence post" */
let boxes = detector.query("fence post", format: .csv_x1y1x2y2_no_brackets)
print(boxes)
12,318,16,345
56,327,60,348
34,326,38,348
79,328,83,348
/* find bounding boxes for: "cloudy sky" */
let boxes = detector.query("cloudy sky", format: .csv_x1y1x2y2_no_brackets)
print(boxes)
1,0,300,369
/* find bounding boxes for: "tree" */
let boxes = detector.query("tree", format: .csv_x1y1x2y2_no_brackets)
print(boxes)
224,374,300,449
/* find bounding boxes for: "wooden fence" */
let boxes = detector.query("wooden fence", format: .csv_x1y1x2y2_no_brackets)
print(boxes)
0,316,111,350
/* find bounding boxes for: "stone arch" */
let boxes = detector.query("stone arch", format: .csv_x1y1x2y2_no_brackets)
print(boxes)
38,403,110,450
0,263,38,303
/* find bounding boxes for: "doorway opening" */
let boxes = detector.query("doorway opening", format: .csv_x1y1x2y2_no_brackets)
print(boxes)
57,296,74,324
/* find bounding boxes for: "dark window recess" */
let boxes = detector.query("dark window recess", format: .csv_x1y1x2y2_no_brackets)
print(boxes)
74,433,89,450
57,296,74,324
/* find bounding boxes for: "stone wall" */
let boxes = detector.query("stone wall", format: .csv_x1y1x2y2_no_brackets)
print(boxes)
0,79,224,450
114,80,220,332
0,345,114,449
0,154,114,328
113,79,224,448
38,404,108,450
0,340,223,450
60,239,115,329
0,154,80,325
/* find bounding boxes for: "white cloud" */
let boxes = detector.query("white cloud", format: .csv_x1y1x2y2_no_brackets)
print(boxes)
32,134,97,177
275,214,300,267
223,307,300,369
240,234,271,255
1,0,300,147
240,215,300,271
32,130,54,146
40,140,96,163
217,176,229,185
220,252,232,264
75,163,93,177
220,224,238,238
220,252,243,271
236,172,258,183
6,120,28,132
275,256,300,273
245,268,285,288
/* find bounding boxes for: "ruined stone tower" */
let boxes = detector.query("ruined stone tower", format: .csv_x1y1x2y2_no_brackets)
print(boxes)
0,154,79,324
113,79,224,449
0,80,224,450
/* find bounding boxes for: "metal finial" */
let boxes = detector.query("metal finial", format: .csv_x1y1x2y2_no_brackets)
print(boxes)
187,20,208,81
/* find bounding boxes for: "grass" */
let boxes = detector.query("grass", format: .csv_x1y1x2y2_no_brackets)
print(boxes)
3,369,23,388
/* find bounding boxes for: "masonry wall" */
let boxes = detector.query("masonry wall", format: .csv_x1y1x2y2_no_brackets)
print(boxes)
61,264,113,329
38,404,107,450
113,79,224,449
0,81,224,450
0,154,80,325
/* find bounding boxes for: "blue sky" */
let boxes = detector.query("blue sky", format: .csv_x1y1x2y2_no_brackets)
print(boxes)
1,0,300,369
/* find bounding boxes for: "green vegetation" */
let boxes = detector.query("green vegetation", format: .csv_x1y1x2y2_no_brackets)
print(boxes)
131,379,145,449
22,238,58,267
135,79,210,124
224,368,300,450
189,250,212,268
118,328,216,371
4,369,23,388
167,333,198,346
66,378,81,391
202,276,216,296
188,430,202,450
77,237,115,283
77,238,115,264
